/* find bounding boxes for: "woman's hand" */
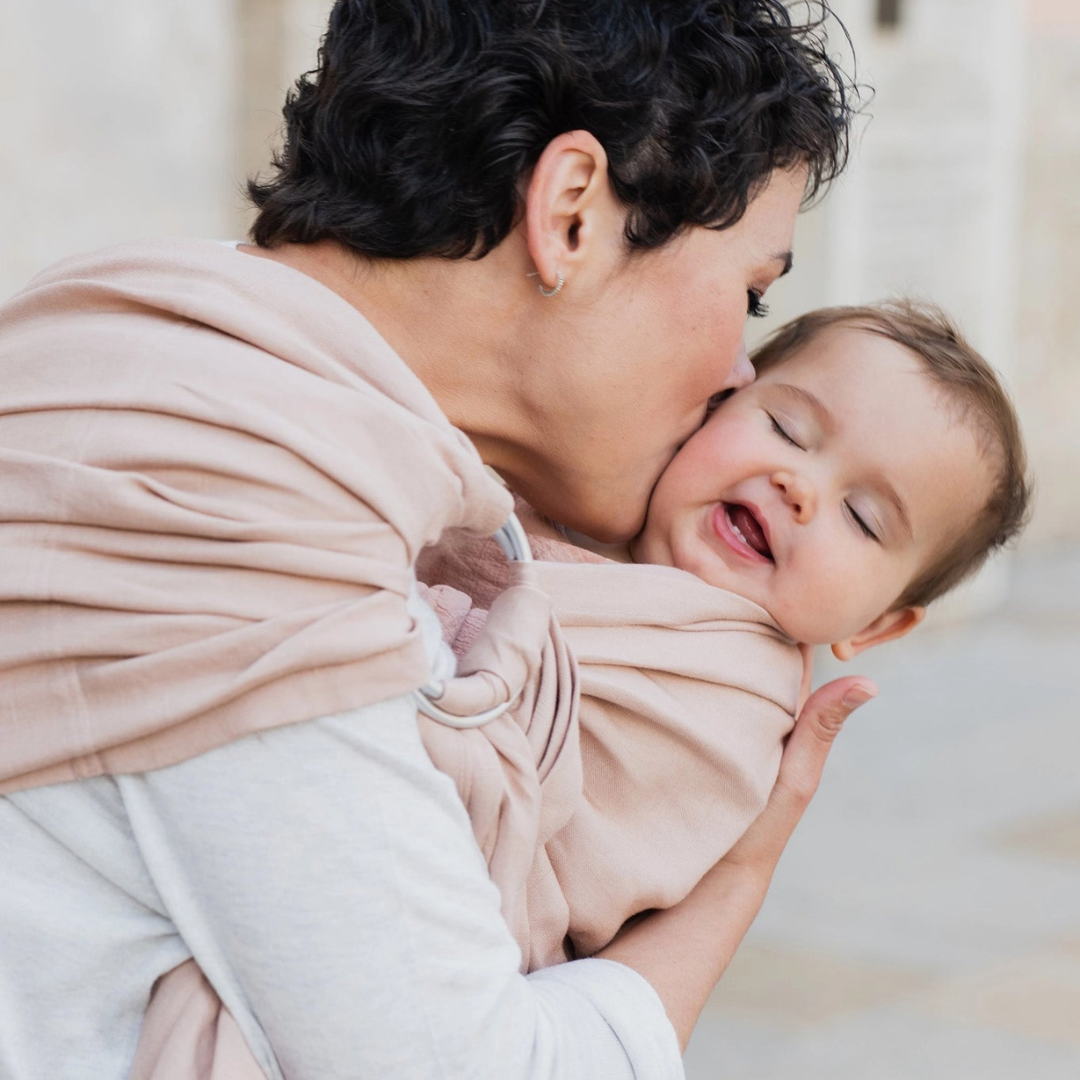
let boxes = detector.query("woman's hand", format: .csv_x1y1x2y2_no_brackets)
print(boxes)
797,641,815,714
597,673,877,1049
726,672,876,878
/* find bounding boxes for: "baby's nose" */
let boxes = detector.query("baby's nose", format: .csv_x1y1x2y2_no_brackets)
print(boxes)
772,470,816,523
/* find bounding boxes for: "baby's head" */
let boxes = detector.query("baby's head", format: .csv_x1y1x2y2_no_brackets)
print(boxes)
633,301,1031,658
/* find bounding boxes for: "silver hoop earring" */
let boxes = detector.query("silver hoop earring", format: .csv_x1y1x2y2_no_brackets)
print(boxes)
538,270,564,298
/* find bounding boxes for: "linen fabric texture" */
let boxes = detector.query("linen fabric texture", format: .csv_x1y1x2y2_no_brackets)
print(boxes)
0,238,798,1079
134,537,800,1080
0,237,514,792
417,528,802,971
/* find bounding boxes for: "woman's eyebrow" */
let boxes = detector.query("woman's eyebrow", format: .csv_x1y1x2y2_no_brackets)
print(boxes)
772,250,795,277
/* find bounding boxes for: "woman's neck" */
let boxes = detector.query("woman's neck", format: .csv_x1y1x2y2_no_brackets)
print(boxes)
238,239,646,541
242,240,532,450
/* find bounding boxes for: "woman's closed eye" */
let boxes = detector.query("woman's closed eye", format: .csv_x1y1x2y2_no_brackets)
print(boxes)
768,413,803,450
746,289,770,319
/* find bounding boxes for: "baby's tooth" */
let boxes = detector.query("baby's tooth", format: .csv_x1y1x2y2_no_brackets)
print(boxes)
725,505,750,548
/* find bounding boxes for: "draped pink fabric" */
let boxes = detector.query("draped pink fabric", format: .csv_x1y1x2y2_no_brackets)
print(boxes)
0,238,800,1077
132,534,801,1080
418,529,802,969
128,961,257,1080
0,238,512,792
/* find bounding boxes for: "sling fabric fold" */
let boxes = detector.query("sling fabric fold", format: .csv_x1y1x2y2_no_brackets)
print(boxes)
418,529,802,970
132,531,800,1080
0,238,800,1077
0,238,512,792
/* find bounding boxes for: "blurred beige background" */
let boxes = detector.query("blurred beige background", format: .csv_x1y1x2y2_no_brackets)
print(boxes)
1,1,1077,1076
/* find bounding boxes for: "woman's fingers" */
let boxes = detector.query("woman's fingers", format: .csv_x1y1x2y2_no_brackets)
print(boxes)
796,642,815,713
596,676,876,1050
781,676,877,804
724,675,877,873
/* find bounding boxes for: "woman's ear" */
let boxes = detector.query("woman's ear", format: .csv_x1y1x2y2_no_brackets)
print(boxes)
523,130,619,291
831,605,926,661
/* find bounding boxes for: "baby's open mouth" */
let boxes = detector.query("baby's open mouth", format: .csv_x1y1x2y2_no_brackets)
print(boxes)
724,503,773,561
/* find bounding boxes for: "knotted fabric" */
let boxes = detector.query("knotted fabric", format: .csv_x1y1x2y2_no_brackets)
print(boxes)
0,237,514,792
422,560,557,719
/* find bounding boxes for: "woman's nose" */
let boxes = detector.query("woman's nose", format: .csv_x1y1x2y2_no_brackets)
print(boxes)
721,339,755,392
772,469,816,523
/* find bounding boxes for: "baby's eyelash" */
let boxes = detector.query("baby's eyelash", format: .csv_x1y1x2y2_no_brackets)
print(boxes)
747,289,770,319
846,502,880,542
768,414,802,449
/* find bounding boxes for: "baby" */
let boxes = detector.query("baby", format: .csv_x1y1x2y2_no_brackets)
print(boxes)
630,299,1030,658
418,298,1031,968
131,301,1031,1077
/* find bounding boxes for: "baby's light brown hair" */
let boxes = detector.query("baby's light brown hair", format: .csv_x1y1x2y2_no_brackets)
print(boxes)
751,300,1032,609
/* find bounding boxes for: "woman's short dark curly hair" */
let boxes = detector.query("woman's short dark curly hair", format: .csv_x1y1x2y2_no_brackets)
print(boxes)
249,0,857,258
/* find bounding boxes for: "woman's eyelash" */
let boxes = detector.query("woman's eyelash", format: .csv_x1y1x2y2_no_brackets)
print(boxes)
846,502,880,542
747,289,770,319
768,414,801,449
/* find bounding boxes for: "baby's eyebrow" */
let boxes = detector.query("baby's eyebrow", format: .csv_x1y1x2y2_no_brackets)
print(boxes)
773,383,831,430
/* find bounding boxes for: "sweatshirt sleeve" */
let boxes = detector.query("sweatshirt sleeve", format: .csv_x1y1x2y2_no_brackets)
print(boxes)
116,696,684,1080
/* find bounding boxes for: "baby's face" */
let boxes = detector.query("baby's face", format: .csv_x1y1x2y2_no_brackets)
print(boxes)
633,325,994,651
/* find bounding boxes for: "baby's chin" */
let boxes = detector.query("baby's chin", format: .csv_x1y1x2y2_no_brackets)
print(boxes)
756,603,843,647
632,523,807,641
772,615,856,651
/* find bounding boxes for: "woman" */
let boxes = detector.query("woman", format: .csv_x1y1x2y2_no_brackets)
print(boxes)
0,2,871,1077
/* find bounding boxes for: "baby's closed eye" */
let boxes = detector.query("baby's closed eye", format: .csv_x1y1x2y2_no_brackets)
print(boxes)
767,413,804,450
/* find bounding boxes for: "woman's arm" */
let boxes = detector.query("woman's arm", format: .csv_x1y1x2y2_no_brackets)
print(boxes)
119,698,683,1080
121,652,870,1078
598,675,877,1049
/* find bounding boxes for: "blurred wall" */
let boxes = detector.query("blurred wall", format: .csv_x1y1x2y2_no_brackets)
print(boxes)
0,0,331,299
1015,0,1080,545
0,1,239,297
1,0,1076,545
755,0,1025,369
236,0,333,225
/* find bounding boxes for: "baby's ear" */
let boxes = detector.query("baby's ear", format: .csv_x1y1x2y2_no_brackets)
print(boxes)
831,606,925,661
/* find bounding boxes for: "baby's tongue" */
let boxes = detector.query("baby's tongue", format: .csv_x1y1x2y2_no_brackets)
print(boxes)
729,504,771,559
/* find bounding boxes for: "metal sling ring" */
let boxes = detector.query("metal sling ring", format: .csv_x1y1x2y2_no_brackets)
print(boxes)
412,512,533,730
